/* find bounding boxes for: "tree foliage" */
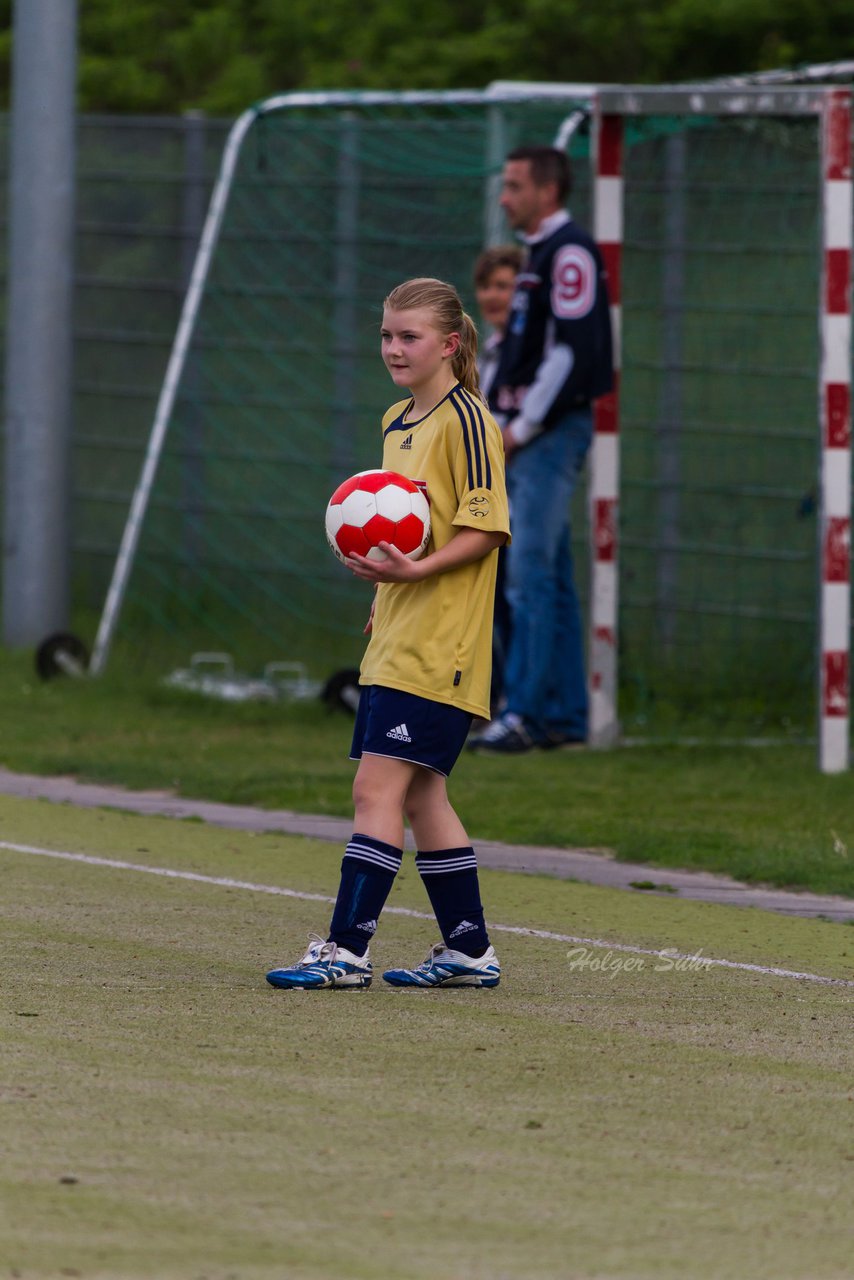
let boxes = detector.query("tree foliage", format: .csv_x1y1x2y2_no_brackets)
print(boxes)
0,0,854,114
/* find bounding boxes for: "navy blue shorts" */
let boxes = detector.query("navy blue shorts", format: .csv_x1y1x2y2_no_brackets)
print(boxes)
350,685,473,777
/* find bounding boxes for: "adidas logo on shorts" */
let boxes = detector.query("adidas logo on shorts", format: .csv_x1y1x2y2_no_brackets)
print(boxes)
386,723,412,743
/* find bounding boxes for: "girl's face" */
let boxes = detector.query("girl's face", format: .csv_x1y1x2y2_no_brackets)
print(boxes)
381,306,458,391
475,265,517,333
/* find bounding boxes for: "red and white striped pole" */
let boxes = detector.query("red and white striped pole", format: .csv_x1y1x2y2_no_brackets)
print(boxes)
819,88,852,774
589,105,623,747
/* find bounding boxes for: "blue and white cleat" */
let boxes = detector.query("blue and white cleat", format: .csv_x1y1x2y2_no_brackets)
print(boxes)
383,943,500,989
266,934,372,990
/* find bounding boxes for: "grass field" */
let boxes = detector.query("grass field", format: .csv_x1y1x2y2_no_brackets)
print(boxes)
1,652,853,898
2,793,852,1280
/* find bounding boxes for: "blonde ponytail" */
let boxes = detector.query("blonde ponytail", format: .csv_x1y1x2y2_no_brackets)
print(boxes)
452,310,483,401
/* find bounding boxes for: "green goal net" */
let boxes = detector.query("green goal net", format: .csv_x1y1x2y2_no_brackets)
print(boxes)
90,90,828,738
92,93,591,678
618,113,820,734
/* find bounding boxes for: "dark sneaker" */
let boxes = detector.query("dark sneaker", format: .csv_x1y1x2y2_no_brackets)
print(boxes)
467,712,535,754
383,943,501,988
266,934,372,990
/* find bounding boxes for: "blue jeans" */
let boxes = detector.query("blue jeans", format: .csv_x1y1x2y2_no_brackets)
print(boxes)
502,409,593,741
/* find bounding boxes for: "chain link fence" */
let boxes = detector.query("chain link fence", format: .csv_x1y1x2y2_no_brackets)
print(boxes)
0,106,834,735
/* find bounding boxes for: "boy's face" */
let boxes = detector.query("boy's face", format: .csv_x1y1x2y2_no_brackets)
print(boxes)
476,265,517,332
381,306,457,391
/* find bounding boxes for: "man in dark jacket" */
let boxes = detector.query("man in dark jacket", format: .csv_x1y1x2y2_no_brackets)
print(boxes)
471,145,614,753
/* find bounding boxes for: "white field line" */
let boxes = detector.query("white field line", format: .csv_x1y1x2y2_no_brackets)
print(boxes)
3,840,853,989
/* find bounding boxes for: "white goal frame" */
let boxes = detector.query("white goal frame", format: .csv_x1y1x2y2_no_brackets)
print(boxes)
89,83,852,772
581,85,852,773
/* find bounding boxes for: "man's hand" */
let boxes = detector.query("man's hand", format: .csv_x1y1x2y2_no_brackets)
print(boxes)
502,428,519,462
505,414,545,459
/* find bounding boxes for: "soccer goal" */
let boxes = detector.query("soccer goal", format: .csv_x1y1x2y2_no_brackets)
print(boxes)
88,84,852,772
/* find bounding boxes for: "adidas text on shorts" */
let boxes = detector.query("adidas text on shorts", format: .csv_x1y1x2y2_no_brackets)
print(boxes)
351,685,473,777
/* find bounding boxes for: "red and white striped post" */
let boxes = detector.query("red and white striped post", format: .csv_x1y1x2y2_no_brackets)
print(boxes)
819,88,852,774
589,105,624,747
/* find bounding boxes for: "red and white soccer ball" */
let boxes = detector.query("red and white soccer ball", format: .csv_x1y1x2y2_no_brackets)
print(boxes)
325,470,431,564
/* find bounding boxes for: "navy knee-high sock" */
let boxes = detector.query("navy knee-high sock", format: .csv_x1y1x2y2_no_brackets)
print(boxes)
415,846,490,956
328,833,402,956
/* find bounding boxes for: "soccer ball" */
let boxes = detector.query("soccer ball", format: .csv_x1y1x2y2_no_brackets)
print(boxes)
325,470,431,564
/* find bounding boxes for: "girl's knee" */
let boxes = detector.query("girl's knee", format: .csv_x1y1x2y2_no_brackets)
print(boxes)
352,769,382,812
353,756,413,813
403,772,446,824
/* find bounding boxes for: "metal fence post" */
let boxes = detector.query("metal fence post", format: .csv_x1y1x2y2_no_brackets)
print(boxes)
180,110,208,575
2,0,78,646
655,131,687,656
332,112,361,485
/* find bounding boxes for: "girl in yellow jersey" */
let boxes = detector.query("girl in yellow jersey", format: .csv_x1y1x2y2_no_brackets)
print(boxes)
267,279,510,991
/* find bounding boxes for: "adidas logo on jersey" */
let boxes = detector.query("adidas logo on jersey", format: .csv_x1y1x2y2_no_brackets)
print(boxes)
449,919,477,939
386,723,412,743
400,432,413,450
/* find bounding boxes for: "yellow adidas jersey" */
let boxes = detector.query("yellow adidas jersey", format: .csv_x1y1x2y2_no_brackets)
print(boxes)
359,383,510,719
